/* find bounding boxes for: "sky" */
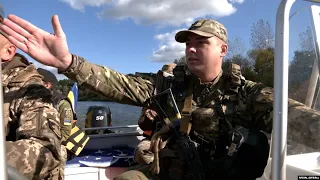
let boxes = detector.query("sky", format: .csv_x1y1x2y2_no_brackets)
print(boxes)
1,0,319,80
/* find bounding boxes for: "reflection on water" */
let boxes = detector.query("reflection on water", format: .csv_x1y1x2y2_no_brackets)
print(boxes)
75,101,142,128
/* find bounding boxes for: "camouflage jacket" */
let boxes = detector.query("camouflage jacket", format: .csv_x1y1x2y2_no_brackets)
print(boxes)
61,55,320,150
3,53,62,180
51,90,74,142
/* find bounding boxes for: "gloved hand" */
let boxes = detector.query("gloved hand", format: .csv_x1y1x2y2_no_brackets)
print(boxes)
149,124,171,175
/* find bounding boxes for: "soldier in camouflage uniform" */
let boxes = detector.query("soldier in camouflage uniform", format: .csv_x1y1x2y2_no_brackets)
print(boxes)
0,9,62,180
1,15,320,179
37,68,75,180
37,68,75,140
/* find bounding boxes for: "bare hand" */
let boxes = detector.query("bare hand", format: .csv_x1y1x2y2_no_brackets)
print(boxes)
0,14,72,71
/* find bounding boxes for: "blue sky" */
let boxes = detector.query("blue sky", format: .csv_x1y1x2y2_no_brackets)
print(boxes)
1,0,318,79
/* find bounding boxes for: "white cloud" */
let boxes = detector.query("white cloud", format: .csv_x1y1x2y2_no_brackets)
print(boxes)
150,29,185,62
60,0,110,12
229,0,245,3
61,0,245,63
61,0,245,27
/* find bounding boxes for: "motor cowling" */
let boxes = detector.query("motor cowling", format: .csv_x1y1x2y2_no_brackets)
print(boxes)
85,106,112,134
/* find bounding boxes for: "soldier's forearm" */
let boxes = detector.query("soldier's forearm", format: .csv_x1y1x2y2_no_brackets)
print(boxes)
61,54,155,106
287,99,320,150
61,126,71,141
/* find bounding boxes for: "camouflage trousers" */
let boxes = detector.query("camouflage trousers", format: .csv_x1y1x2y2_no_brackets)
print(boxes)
114,139,159,180
134,139,154,165
60,146,67,180
113,164,159,180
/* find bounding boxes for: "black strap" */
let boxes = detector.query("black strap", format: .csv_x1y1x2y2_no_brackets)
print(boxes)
62,129,83,148
212,90,233,134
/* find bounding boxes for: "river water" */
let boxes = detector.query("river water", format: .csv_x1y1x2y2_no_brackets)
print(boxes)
75,101,142,128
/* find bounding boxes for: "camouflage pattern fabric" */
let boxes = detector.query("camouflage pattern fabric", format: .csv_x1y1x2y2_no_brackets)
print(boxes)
61,55,155,107
3,53,62,180
57,99,73,180
60,146,68,180
175,19,228,43
133,139,154,165
113,165,158,180
58,99,74,142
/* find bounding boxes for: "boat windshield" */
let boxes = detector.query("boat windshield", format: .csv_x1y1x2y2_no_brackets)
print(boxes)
287,3,320,157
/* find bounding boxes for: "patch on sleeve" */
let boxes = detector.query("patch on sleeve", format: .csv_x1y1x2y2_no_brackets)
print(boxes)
64,108,73,125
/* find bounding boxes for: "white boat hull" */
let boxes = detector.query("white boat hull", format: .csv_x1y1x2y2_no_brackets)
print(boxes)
65,125,320,180
65,125,144,180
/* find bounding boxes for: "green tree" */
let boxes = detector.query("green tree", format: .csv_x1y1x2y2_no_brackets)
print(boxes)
288,26,316,103
253,48,275,87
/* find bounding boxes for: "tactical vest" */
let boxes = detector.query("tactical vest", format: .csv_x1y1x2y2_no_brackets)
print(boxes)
3,65,44,137
151,63,269,180
51,90,90,158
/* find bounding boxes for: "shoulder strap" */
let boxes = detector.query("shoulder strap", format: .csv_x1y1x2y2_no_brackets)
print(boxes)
224,63,247,116
179,78,193,135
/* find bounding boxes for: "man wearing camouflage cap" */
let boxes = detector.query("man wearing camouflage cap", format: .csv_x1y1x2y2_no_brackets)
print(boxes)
37,68,76,179
37,68,90,179
2,14,320,179
0,6,63,180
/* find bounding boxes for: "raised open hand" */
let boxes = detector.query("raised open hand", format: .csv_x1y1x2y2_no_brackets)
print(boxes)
0,14,72,71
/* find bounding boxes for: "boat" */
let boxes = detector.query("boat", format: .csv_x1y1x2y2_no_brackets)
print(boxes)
64,125,144,179
64,1,320,180
3,0,320,180
64,105,144,180
64,1,320,179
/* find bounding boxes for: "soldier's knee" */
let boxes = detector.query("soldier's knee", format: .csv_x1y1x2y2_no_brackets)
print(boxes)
113,170,148,180
134,140,154,165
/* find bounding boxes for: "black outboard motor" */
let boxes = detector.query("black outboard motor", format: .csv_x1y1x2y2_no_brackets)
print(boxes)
85,106,112,135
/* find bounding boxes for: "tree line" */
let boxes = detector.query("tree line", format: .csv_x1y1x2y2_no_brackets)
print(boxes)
57,79,111,101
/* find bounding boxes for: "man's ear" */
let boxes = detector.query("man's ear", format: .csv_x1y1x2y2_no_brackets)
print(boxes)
44,82,53,89
1,43,16,62
220,43,228,57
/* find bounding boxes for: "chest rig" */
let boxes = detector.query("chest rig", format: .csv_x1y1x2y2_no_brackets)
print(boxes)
153,63,259,179
150,64,193,134
151,63,247,138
